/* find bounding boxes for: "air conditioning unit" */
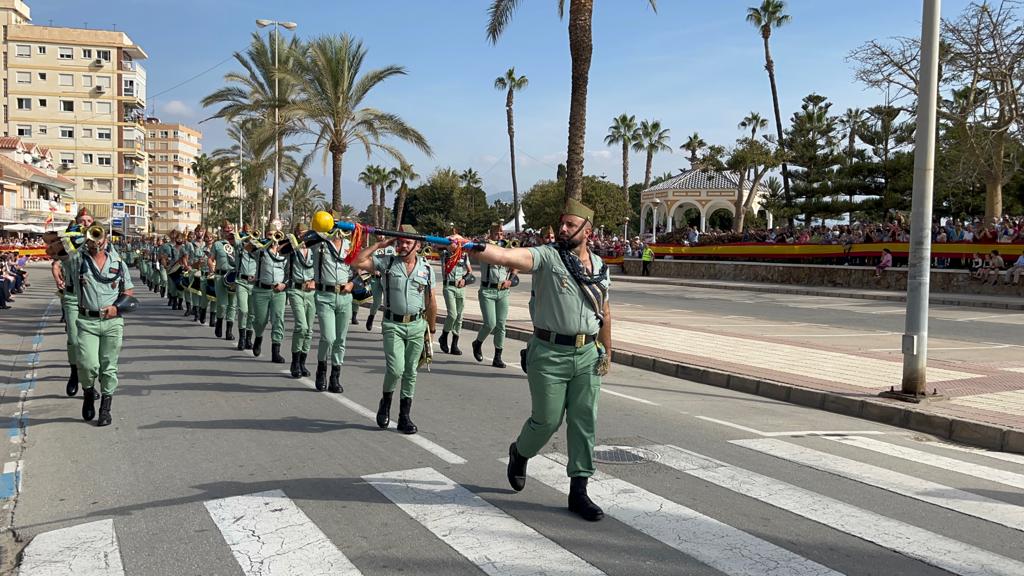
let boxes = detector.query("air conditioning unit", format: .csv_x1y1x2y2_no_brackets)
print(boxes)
93,58,103,66
94,86,106,94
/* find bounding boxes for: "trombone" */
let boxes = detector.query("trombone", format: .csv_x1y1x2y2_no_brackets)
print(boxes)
85,224,106,245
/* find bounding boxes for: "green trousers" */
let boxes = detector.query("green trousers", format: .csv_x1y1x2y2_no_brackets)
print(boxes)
76,316,124,395
516,338,601,477
168,271,182,299
215,275,237,323
442,285,465,334
236,280,254,330
382,317,426,399
190,273,208,310
315,290,352,364
476,287,509,348
62,294,79,365
252,287,286,343
288,289,316,354
369,277,382,315
158,268,168,290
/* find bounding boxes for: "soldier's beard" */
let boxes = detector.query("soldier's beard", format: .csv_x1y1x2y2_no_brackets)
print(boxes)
557,233,584,251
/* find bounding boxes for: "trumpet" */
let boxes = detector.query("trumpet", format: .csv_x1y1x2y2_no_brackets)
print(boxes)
270,230,285,243
509,238,521,248
85,224,106,244
420,245,434,257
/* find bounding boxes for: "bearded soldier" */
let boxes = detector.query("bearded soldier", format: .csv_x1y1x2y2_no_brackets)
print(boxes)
471,224,517,368
212,221,237,341
250,230,288,363
286,223,317,379
234,224,258,351
311,226,355,391
438,229,472,356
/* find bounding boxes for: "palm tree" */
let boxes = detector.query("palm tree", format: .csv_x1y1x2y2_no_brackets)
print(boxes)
283,174,326,228
604,113,640,201
201,31,305,225
493,67,528,232
837,107,867,164
287,34,432,212
191,153,215,228
738,111,768,140
390,161,419,227
459,168,482,189
746,0,792,219
681,132,707,165
632,119,671,191
487,0,657,205
358,164,389,226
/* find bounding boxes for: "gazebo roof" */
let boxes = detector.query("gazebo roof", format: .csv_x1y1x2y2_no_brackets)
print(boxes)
643,168,769,195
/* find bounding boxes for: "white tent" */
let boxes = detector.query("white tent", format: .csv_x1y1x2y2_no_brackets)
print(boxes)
502,208,526,232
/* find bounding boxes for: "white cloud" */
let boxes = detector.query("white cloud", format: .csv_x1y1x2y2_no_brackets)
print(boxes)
161,99,195,118
587,150,612,160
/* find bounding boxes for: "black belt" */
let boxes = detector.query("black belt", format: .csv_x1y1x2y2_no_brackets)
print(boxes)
64,286,75,296
239,274,256,283
384,311,421,323
316,282,348,294
292,281,314,291
445,281,464,287
78,308,112,319
533,328,596,348
482,281,506,289
256,282,278,290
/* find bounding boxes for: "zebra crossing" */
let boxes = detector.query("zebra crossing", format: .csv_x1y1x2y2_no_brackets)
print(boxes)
17,436,1024,576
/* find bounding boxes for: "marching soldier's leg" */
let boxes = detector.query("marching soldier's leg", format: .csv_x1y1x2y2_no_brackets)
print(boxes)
492,291,509,368
473,290,496,362
300,291,314,377
95,318,125,427
564,343,604,521
76,318,101,422
514,339,569,461
314,293,335,391
451,288,465,354
328,297,352,393
236,282,252,351
440,285,457,353
270,291,286,364
366,280,381,331
246,287,256,348
397,320,424,435
225,282,237,341
160,269,168,301
376,322,404,428
287,290,305,377
251,288,270,357
215,277,227,338
64,298,80,396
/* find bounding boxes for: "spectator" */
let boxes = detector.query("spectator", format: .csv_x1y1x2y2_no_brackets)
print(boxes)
985,249,1005,286
875,248,893,277
969,252,985,278
1004,251,1024,286
641,244,654,276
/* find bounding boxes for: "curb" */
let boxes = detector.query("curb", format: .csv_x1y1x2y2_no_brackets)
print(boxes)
609,275,1024,311
448,316,1024,455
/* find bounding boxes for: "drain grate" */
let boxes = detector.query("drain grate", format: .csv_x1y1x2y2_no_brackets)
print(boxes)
593,445,660,465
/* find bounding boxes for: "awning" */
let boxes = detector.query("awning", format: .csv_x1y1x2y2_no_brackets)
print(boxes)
2,223,45,233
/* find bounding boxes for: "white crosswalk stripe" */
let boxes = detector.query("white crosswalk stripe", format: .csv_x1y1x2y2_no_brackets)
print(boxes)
524,453,844,576
647,443,1024,576
204,489,363,576
17,519,124,576
364,467,605,576
731,438,1024,532
826,436,1024,490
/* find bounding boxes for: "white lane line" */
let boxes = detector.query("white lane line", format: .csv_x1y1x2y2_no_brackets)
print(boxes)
1003,367,1024,374
524,454,842,576
866,308,906,315
696,416,763,435
205,489,363,576
827,436,1024,490
284,371,466,465
732,439,1024,532
762,332,896,338
18,519,125,576
695,416,887,438
601,387,660,406
364,467,604,576
866,345,1010,352
916,439,1024,466
648,444,1024,576
713,323,809,328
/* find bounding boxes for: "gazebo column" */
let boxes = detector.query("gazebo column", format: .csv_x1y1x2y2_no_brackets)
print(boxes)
639,205,647,236
766,211,774,229
666,203,673,234
699,208,708,232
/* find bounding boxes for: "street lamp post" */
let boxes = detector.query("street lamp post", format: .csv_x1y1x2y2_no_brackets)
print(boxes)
624,217,630,240
256,19,297,230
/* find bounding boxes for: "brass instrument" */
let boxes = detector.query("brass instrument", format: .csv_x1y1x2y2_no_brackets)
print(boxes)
420,245,434,257
270,230,285,243
85,224,106,244
508,238,521,248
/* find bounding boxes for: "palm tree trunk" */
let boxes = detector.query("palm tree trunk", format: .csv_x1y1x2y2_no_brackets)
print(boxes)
564,0,594,204
643,150,654,191
370,184,379,227
331,149,343,212
395,182,408,227
621,140,629,200
763,32,793,226
507,89,520,233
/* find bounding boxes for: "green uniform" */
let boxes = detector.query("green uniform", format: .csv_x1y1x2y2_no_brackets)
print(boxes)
159,242,176,296
188,239,209,311
235,239,258,331
313,237,353,365
287,244,316,355
73,247,134,395
442,251,470,334
476,257,512,349
368,246,394,317
212,238,237,322
516,244,610,478
60,257,80,365
376,253,435,399
251,247,287,343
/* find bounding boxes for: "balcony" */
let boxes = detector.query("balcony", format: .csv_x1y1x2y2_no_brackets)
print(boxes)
123,164,146,178
23,198,74,217
120,60,138,72
0,206,24,222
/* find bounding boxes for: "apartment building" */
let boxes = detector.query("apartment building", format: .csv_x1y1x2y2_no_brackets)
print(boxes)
0,0,149,233
145,118,202,234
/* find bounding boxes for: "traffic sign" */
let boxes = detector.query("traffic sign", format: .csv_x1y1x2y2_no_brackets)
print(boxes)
111,218,123,228
112,202,125,219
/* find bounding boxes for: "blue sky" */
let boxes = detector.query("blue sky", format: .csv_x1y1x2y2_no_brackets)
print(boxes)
37,0,974,210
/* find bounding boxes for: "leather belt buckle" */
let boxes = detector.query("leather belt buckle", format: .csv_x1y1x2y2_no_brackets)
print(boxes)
575,333,586,348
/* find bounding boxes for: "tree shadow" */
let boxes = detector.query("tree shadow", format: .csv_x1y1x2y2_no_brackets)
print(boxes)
138,415,379,434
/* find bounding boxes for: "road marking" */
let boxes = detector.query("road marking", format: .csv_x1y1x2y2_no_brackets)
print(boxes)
285,371,466,465
732,438,1024,532
525,454,842,576
712,323,808,328
695,416,887,438
763,332,896,338
866,308,906,314
827,436,1024,490
648,444,1024,576
916,438,1024,466
365,467,604,576
1003,367,1024,374
866,345,1010,352
601,387,660,406
18,518,125,576
205,489,363,576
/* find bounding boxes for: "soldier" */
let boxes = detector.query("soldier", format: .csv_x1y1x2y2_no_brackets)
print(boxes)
188,226,210,324
352,226,437,435
438,234,472,356
286,223,316,379
204,233,218,328
250,230,287,363
234,224,258,351
472,224,517,368
71,224,136,427
176,230,195,317
212,221,237,341
449,199,612,522
50,208,91,396
311,226,355,391
362,243,394,331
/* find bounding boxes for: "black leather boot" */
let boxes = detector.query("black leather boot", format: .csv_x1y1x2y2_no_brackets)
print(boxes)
472,340,483,362
376,392,393,428
225,321,235,341
299,352,310,377
351,308,359,325
167,294,174,308
439,331,450,354
328,365,343,393
397,397,417,434
199,307,207,324
271,343,285,364
365,313,375,331
507,442,528,492
184,301,192,316
192,306,200,323
314,361,328,391
289,351,301,378
252,336,263,357
568,477,604,521
492,348,506,369
207,309,214,327
215,318,224,338
82,387,97,421
450,334,463,356
245,330,254,350
66,365,78,397
160,285,165,298
97,394,113,427
236,327,246,351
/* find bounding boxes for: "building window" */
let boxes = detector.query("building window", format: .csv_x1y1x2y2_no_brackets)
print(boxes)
82,101,93,112
96,49,111,61
60,153,74,166
15,71,30,84
60,100,74,112
96,102,111,114
15,44,30,57
97,128,111,140
16,98,31,110
82,48,93,59
160,131,169,138
38,125,47,135
82,179,94,191
58,74,73,86
96,179,112,191
96,75,111,88
37,72,46,81
82,75,93,87
59,126,74,139
82,153,93,164
58,47,73,60
123,79,135,96
16,125,31,137
82,128,93,138
37,45,46,55
97,155,111,166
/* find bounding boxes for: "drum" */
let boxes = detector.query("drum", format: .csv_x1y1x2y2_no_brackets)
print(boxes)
462,273,477,286
205,275,217,299
224,271,237,293
350,272,372,303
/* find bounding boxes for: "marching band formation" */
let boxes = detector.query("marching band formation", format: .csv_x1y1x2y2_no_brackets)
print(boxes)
44,199,614,521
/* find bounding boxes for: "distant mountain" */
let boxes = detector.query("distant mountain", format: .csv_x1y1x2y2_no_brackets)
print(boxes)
487,191,514,204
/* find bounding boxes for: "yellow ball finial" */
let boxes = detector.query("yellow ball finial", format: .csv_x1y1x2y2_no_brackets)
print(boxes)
311,211,335,234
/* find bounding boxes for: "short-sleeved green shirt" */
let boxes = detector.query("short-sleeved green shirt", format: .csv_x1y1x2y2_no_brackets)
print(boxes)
61,256,79,302
526,245,609,336
313,238,352,286
158,242,174,265
213,239,235,272
72,248,134,311
373,254,435,317
443,252,469,284
235,242,258,277
287,246,315,284
479,257,510,288
255,249,286,286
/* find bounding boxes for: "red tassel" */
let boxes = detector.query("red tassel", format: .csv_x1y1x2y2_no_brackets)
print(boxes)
343,224,364,265
443,241,463,277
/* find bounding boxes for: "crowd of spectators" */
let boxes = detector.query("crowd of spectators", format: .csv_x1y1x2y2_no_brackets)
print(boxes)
0,251,29,310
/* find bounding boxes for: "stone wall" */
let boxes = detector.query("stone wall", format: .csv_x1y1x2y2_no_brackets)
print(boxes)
621,258,1024,296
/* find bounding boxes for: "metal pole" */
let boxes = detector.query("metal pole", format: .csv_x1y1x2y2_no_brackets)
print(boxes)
271,24,280,227
898,0,941,397
238,135,244,230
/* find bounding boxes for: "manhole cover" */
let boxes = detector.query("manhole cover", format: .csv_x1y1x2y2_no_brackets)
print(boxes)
593,445,660,465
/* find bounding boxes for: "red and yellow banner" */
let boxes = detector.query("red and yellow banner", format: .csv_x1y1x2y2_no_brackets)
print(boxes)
649,242,1022,260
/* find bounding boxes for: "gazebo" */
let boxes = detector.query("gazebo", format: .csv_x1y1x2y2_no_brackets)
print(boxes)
639,169,770,237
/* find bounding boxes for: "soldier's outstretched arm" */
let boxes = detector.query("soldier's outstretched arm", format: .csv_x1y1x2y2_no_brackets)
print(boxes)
448,235,533,271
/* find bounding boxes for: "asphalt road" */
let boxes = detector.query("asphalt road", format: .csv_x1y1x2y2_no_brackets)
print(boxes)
4,264,1024,576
